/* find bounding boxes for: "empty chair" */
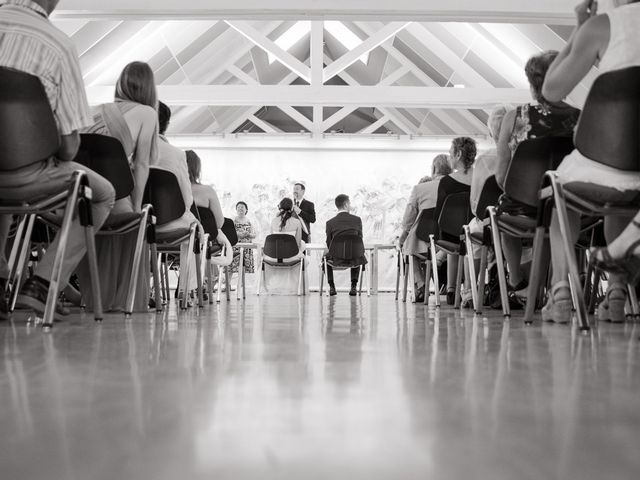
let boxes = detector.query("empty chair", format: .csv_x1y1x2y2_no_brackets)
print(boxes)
257,233,306,296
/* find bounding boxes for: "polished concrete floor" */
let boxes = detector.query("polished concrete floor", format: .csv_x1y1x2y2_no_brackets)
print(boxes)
1,295,639,480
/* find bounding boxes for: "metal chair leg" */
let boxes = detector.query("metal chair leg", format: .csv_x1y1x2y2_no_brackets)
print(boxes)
180,226,196,310
408,255,416,303
549,175,589,332
454,255,463,310
9,214,35,312
429,235,441,308
488,207,511,318
150,243,162,312
524,227,546,325
476,246,488,314
125,212,149,316
395,249,401,301
424,258,431,306
627,284,640,318
402,256,409,303
464,227,479,314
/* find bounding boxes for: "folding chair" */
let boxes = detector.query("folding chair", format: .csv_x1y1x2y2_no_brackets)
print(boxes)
319,232,369,297
143,169,204,310
487,136,574,319
41,133,161,315
463,175,503,314
529,67,640,331
0,67,102,329
434,192,474,310
257,234,306,296
194,206,233,303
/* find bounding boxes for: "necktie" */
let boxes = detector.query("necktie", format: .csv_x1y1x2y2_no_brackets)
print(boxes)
295,200,299,207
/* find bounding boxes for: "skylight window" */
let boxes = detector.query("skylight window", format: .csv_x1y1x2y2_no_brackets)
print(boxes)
268,21,310,64
267,21,369,66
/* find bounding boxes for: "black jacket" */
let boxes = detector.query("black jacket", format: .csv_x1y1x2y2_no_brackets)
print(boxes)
297,198,316,243
325,212,367,267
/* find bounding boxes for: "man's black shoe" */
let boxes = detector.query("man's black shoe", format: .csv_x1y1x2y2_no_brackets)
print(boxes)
349,285,358,296
329,286,337,296
16,277,69,322
415,286,425,303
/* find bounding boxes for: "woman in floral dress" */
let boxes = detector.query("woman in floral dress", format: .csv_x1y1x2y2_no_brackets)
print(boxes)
231,201,256,275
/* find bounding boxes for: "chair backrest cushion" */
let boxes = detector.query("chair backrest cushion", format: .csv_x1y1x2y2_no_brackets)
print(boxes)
193,206,239,246
475,175,502,219
415,208,439,242
0,67,59,171
437,192,473,239
328,233,365,261
143,169,186,226
263,233,299,261
504,136,574,207
575,66,640,171
73,134,133,200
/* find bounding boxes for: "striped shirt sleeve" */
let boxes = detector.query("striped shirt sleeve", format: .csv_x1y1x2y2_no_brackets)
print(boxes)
55,43,92,135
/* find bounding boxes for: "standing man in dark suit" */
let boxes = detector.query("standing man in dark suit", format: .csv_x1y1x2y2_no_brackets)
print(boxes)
325,194,366,296
293,182,315,243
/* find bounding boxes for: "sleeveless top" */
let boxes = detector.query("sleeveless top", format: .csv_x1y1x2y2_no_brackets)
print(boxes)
508,103,579,154
599,3,640,74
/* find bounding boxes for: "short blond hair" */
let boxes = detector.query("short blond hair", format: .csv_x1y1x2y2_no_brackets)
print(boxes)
488,105,512,140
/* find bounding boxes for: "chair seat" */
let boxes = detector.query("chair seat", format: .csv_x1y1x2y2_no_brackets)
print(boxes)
497,214,537,232
0,178,70,203
102,212,143,230
263,257,301,267
156,228,191,245
435,239,459,254
564,182,640,206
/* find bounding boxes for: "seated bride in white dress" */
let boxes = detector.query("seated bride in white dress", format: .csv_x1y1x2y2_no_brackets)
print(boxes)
260,198,307,294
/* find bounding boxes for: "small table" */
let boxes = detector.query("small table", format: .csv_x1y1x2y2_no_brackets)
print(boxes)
235,242,259,300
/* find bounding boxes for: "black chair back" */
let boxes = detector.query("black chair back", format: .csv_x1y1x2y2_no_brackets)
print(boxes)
575,66,640,171
475,175,502,219
503,137,574,207
415,209,439,242
438,192,473,238
73,134,133,200
192,206,239,246
143,169,185,226
0,67,59,171
328,233,365,261
263,234,299,260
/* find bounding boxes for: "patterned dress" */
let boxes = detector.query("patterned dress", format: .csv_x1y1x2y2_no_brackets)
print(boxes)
231,218,255,273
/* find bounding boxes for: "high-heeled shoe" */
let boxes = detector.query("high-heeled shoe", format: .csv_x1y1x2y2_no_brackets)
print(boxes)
590,220,640,286
541,280,572,324
597,282,628,323
446,288,455,305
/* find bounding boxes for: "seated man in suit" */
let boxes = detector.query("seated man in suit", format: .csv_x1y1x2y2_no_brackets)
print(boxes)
325,194,366,296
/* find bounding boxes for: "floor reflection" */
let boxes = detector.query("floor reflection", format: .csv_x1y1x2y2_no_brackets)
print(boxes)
0,296,639,480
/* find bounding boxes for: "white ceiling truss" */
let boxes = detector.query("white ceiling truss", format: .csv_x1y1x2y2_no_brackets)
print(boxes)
52,2,591,138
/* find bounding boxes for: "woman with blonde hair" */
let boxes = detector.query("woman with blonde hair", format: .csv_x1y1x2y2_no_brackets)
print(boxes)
78,61,159,312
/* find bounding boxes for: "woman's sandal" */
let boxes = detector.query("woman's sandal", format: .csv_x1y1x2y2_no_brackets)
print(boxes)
597,282,628,323
541,280,573,324
590,220,640,285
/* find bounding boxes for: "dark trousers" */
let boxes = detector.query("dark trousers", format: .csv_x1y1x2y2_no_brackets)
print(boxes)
326,265,362,287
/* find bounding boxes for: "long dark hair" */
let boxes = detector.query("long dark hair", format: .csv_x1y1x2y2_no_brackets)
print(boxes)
115,61,157,110
186,150,201,184
277,197,294,231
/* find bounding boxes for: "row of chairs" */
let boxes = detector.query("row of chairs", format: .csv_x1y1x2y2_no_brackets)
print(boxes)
397,66,640,332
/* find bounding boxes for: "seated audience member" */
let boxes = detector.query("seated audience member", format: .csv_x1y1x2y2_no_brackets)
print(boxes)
400,137,477,303
419,154,453,184
494,51,580,299
324,194,367,297
187,150,224,231
153,102,201,298
271,198,304,250
541,0,640,323
230,201,257,279
78,61,158,312
0,0,115,320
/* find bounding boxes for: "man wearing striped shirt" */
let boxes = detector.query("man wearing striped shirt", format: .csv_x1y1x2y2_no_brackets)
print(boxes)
0,0,115,320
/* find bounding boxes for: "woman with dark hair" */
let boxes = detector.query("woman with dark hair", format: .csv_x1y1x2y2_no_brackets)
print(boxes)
270,197,303,248
186,150,224,230
491,51,581,303
230,201,256,275
78,61,159,312
400,137,477,303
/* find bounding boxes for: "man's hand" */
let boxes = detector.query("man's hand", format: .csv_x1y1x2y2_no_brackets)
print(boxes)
293,205,302,215
575,0,597,27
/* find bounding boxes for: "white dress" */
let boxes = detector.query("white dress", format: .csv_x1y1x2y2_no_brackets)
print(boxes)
557,3,640,191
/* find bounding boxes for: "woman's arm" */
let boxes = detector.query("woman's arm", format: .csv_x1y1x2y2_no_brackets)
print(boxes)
543,14,609,103
495,109,517,188
206,186,225,229
131,106,157,211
